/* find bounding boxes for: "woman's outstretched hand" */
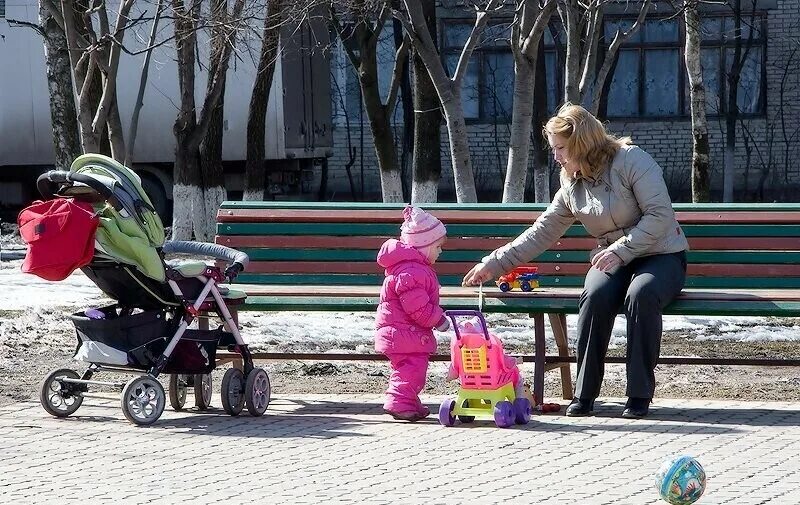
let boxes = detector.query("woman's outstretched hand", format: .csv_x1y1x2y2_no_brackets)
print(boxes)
462,263,493,286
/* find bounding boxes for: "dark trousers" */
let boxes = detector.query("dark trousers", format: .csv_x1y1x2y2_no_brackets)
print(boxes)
574,251,687,400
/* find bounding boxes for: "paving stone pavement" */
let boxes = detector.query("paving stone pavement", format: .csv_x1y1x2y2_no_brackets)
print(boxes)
1,393,800,504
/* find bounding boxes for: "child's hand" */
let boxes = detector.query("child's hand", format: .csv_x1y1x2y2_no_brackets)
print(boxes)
435,315,450,332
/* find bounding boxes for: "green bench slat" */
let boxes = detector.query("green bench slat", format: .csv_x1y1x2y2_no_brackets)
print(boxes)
240,248,800,264
218,222,800,238
240,295,800,317
235,273,800,289
220,201,800,211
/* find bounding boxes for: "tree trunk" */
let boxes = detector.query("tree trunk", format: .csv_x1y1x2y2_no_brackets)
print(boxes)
441,93,478,202
394,17,414,201
359,45,403,202
561,2,581,103
503,61,535,202
244,0,283,201
723,0,743,202
200,0,230,240
171,0,201,240
531,39,551,202
409,0,441,204
39,0,81,169
125,0,163,167
684,2,710,202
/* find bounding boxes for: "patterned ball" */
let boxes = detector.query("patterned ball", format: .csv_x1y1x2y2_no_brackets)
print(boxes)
655,455,706,505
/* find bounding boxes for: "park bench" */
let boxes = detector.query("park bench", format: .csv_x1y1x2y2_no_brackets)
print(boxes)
215,201,800,406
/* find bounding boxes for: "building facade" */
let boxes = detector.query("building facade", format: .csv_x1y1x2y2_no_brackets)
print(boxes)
325,0,799,202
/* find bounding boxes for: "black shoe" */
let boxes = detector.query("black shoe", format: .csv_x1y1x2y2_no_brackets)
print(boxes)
622,397,650,419
565,398,594,417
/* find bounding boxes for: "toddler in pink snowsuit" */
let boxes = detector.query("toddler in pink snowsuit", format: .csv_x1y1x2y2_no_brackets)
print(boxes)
375,206,450,422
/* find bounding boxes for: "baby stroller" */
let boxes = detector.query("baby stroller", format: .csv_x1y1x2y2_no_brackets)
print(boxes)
438,310,532,428
21,154,269,426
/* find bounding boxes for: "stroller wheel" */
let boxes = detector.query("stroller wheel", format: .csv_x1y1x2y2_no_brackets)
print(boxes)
121,376,166,426
168,374,188,411
245,368,271,417
194,374,213,410
40,369,83,418
221,368,245,416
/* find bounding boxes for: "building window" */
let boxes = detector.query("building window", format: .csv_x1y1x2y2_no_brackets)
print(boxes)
441,20,515,122
695,15,765,115
604,13,765,118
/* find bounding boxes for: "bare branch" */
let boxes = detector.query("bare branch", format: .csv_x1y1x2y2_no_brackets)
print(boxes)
330,7,361,68
5,18,45,36
453,0,501,86
577,3,601,97
385,34,410,112
371,1,391,46
589,0,651,112
521,0,557,58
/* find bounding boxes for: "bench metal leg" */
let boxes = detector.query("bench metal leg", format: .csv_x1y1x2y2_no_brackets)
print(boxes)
532,313,545,407
549,313,573,401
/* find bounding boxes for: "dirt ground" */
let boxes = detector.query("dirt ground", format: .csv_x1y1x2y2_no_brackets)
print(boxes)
4,306,800,410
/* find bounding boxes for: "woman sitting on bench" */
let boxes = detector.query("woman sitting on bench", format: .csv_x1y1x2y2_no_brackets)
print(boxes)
462,103,689,419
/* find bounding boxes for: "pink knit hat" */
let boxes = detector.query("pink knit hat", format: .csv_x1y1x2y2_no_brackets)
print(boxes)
400,206,446,249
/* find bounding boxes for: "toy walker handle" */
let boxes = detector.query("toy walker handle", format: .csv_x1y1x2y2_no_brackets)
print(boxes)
444,310,491,343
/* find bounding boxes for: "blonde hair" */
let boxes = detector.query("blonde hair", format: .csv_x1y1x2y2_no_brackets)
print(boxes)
543,103,631,179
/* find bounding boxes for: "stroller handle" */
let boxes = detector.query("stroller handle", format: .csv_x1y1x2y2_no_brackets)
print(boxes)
37,170,121,211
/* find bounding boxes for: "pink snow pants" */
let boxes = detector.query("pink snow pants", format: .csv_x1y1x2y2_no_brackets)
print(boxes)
383,353,429,414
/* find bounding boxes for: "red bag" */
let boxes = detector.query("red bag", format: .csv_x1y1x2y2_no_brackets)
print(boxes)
17,198,100,281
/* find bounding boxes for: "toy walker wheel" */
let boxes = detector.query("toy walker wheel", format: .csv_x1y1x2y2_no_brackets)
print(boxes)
221,368,245,416
457,399,475,423
493,400,515,428
438,398,456,427
520,280,532,292
498,282,511,292
121,376,166,426
244,368,271,416
168,374,188,411
194,373,212,410
40,368,83,417
513,397,532,424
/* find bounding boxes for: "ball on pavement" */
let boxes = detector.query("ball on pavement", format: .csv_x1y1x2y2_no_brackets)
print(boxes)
655,455,706,505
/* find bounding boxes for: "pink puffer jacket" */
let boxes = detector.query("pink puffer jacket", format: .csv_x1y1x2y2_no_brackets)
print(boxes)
375,239,443,355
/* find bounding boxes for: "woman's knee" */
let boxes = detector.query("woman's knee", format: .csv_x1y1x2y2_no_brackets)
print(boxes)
580,283,623,311
625,281,661,312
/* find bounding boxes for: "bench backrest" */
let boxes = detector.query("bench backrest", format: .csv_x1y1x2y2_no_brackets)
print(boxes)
215,202,800,290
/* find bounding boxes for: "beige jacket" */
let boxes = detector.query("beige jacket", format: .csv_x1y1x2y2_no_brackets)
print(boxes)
483,145,689,277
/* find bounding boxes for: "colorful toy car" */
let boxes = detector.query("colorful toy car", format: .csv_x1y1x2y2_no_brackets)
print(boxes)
496,266,540,292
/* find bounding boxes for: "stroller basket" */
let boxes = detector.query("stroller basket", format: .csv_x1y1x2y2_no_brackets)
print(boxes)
71,305,233,374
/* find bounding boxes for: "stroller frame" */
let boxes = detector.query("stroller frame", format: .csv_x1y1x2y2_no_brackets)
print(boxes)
35,159,270,426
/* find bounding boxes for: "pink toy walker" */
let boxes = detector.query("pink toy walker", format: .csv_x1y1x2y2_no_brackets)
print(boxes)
439,310,532,428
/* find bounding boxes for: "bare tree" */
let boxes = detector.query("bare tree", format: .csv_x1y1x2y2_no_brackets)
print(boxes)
503,0,556,203
41,0,136,158
408,0,441,204
683,1,710,202
555,0,650,113
243,0,286,201
171,0,245,240
394,0,502,203
331,0,409,203
721,0,758,202
125,0,164,167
